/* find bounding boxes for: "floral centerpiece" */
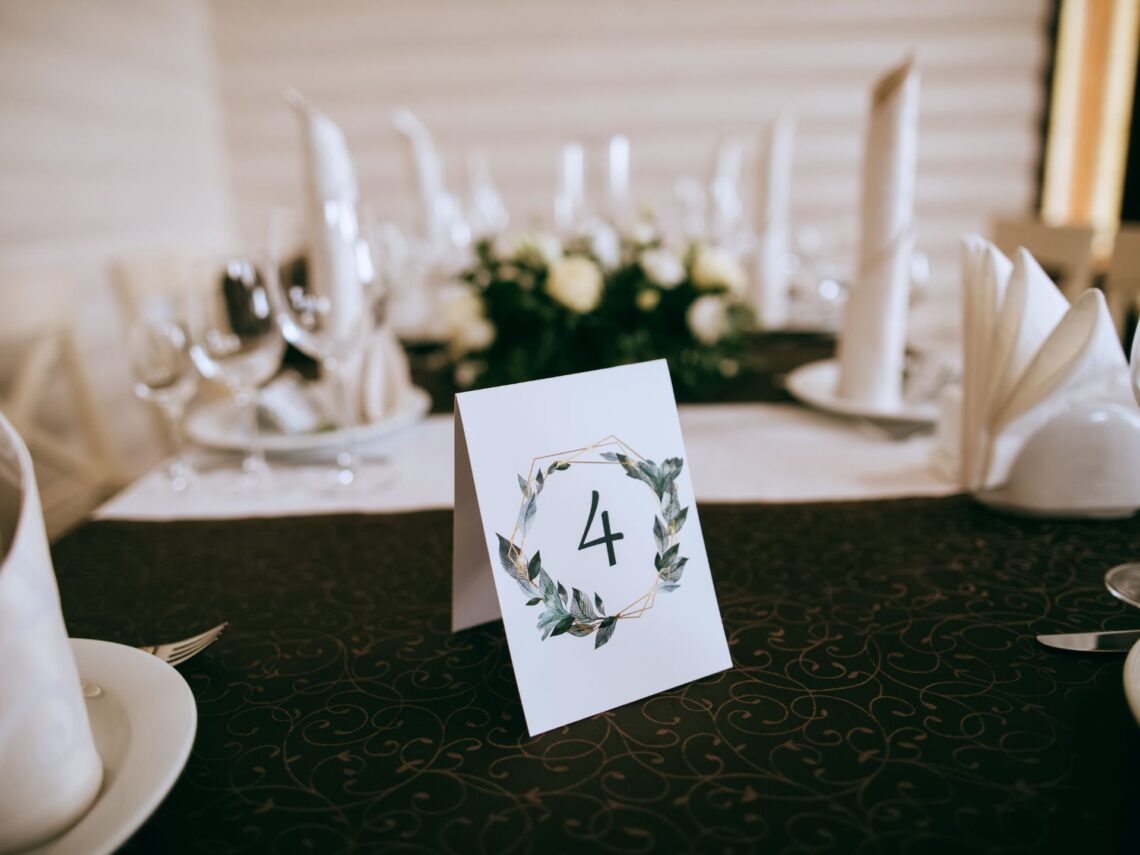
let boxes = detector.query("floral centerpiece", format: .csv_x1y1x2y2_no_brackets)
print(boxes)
440,221,754,394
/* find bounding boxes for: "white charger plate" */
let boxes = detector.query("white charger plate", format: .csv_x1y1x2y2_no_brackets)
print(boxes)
187,385,432,454
785,358,939,425
1124,638,1140,725
27,639,197,855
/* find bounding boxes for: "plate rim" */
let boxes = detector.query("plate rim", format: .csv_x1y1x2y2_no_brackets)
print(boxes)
785,358,939,425
186,384,432,452
30,639,197,855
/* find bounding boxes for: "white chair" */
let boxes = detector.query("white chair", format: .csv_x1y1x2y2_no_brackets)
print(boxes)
991,218,1096,302
109,250,194,324
0,273,127,534
1105,225,1140,338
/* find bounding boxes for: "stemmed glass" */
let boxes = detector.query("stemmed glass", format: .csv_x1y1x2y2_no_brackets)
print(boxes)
266,208,373,486
186,256,284,483
128,316,198,491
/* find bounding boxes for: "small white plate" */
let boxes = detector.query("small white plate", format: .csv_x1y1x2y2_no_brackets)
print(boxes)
1124,638,1140,725
785,359,939,425
27,639,197,855
187,385,432,454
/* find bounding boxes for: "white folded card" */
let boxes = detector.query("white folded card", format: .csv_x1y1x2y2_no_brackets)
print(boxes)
452,360,732,735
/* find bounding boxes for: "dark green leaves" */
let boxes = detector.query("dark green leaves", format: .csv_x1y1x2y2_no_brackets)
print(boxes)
594,592,606,614
527,551,542,581
653,516,668,553
570,587,599,623
545,461,571,475
595,616,617,649
551,616,575,637
525,597,541,606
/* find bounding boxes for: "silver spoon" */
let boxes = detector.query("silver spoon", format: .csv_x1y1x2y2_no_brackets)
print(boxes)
1105,563,1140,608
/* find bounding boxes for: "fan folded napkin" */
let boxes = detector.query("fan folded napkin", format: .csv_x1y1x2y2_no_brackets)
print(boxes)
956,238,1134,492
836,57,920,408
751,115,796,329
0,413,102,851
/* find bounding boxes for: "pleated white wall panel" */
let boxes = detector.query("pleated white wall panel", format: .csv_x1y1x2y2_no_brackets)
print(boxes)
0,0,233,479
212,0,1051,289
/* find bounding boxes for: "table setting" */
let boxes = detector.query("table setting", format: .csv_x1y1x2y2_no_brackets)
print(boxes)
7,53,1140,855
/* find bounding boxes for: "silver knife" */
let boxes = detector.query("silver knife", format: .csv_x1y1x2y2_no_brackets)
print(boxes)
1036,629,1140,652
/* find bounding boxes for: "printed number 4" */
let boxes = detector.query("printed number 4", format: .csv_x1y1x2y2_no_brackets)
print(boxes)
578,490,624,567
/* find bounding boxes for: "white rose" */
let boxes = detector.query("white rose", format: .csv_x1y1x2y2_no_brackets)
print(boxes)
585,223,620,270
639,249,684,288
514,232,563,268
546,256,603,313
687,295,730,346
455,316,496,352
635,289,661,312
439,283,494,353
691,245,746,294
629,219,659,246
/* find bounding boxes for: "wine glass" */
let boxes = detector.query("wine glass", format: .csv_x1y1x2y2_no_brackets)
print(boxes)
266,207,373,486
127,317,198,491
186,255,284,483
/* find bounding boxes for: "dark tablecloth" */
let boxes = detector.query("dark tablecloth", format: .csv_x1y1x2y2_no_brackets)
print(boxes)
53,496,1140,853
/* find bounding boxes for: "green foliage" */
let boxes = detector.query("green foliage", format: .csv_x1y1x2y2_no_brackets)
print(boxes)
451,235,752,393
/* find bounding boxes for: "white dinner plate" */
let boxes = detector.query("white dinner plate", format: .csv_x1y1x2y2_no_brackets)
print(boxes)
785,359,939,425
187,385,432,454
27,639,197,855
1124,638,1140,726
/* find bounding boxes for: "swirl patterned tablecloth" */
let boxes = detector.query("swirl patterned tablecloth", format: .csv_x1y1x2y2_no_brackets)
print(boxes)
51,495,1140,853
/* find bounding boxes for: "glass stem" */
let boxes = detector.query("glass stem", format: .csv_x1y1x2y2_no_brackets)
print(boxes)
235,386,266,478
160,401,194,490
326,356,358,486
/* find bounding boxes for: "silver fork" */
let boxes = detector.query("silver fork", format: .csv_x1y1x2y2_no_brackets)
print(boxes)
82,623,228,699
138,622,229,667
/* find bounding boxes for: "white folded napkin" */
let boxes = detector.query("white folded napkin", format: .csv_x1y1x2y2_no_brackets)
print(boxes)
956,238,1133,491
836,57,920,408
393,108,469,256
0,413,102,851
260,326,415,433
286,89,366,350
751,115,795,329
345,324,415,424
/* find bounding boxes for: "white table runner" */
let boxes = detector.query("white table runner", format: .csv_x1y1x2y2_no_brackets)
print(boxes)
94,403,957,521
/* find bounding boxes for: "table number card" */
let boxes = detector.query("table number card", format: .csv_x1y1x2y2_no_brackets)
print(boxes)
453,360,731,735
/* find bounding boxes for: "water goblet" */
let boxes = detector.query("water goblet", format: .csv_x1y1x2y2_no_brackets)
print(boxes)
127,318,198,491
187,256,284,483
267,207,383,486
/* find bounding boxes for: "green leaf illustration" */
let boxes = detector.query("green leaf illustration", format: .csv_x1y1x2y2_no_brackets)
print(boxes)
672,507,689,534
551,616,575,637
518,473,528,494
525,597,541,606
527,551,542,581
518,493,537,534
557,581,568,605
594,592,606,614
595,616,617,649
653,516,668,553
571,587,599,623
568,624,595,637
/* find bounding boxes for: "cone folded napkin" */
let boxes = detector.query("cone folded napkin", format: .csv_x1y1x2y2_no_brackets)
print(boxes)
836,57,920,408
0,413,102,852
282,91,413,430
751,115,795,329
956,237,1140,515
